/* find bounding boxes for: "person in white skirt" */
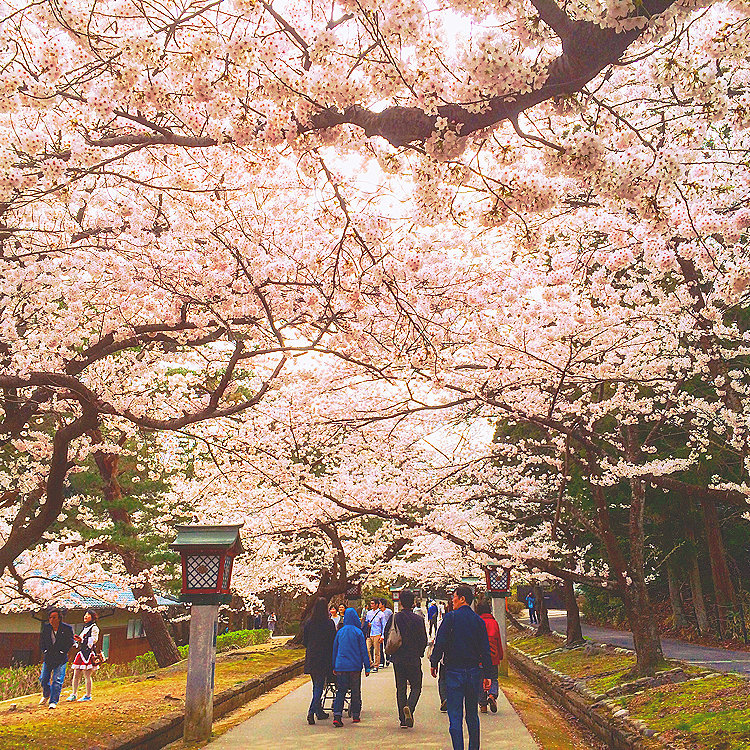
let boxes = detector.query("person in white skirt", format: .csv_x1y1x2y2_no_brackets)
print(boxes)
67,609,100,702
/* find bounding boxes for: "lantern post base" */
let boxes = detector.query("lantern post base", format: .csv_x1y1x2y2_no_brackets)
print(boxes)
183,603,219,744
490,594,509,677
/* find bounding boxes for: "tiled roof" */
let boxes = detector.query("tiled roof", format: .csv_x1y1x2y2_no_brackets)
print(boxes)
54,580,180,610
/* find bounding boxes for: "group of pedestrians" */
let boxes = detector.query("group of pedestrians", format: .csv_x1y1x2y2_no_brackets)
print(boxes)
300,584,503,749
38,607,103,709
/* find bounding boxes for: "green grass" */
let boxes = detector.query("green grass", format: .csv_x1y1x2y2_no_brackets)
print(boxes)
510,633,565,657
541,648,636,680
622,674,750,750
0,645,303,749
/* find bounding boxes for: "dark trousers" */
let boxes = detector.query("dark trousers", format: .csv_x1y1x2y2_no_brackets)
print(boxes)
479,664,499,706
394,658,422,722
438,663,447,703
429,616,438,637
445,666,482,750
308,671,327,716
528,606,537,624
333,670,362,719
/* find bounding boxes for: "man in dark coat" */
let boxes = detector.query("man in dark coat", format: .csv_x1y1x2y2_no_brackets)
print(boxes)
39,607,75,709
390,589,428,728
430,585,493,750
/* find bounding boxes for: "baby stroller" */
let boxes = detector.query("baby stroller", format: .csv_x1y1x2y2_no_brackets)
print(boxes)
321,675,352,717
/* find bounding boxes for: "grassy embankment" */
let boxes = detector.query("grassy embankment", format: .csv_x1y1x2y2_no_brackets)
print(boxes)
0,641,304,750
510,631,750,750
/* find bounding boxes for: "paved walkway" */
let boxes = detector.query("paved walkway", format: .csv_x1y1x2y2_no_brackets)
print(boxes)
206,659,538,749
538,610,750,675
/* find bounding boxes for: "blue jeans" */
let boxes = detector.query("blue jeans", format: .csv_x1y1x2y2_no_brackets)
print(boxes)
446,667,482,750
308,672,327,716
40,661,66,704
333,670,362,719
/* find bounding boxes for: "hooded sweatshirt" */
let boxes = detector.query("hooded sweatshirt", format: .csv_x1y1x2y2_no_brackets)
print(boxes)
332,608,371,673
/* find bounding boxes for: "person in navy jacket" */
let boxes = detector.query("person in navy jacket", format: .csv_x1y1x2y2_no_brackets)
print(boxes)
430,585,493,750
331,607,371,726
38,607,75,709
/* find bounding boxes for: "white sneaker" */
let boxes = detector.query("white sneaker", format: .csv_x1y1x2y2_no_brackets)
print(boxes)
38,696,48,705
66,694,77,701
48,703,57,709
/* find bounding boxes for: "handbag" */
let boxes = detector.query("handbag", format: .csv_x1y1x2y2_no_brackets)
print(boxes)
384,617,402,655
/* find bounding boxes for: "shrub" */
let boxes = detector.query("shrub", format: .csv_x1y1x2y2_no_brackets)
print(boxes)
507,600,523,615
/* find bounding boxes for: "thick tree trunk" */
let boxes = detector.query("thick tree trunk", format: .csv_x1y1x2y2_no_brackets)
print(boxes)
622,588,664,676
534,584,551,636
667,564,689,631
687,554,710,634
563,579,585,648
700,497,737,636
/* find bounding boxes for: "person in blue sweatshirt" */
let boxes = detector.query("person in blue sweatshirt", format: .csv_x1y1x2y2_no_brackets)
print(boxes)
331,607,371,726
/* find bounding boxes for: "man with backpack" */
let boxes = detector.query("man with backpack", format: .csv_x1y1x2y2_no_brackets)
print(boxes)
430,585,493,750
387,589,428,729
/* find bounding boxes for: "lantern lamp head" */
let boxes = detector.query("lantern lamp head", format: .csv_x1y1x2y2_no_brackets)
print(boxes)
170,524,244,604
484,563,512,597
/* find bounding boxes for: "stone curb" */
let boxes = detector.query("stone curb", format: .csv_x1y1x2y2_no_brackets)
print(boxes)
508,647,666,750
90,657,306,750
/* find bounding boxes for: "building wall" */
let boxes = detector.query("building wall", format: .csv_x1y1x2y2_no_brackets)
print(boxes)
0,609,154,668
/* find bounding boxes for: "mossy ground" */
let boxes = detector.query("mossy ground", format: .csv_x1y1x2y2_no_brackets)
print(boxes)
0,645,304,749
509,632,565,656
622,674,750,750
541,649,636,682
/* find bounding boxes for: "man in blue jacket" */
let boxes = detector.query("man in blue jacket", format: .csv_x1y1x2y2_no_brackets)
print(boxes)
331,607,371,726
430,585,493,750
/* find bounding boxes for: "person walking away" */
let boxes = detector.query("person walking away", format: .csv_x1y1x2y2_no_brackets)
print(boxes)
476,602,503,713
39,607,75,709
389,589,428,729
430,585,493,750
379,598,394,667
302,597,336,724
525,591,537,624
427,600,439,638
267,611,277,636
67,609,100,702
331,607,371,727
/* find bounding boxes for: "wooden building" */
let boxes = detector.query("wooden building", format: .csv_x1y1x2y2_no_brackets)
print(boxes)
0,582,180,668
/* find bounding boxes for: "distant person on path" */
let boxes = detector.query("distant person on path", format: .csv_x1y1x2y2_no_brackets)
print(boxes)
476,602,503,713
67,609,100,703
254,612,263,629
330,605,341,629
362,600,378,663
39,607,75,709
267,611,277,636
525,592,537,624
302,597,336,725
390,589,428,729
379,598,394,667
427,600,439,637
369,599,385,671
430,585,493,750
331,607,371,727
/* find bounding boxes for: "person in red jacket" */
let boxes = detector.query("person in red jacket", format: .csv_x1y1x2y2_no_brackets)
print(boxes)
476,602,503,713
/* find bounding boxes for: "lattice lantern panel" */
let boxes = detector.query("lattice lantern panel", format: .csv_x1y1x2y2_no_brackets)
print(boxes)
485,567,511,594
186,554,221,590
